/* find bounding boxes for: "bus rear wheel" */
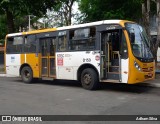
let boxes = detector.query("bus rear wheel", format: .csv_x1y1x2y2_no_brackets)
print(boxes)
81,68,99,90
21,66,33,83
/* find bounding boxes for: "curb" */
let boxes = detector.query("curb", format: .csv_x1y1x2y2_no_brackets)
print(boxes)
0,74,16,77
0,74,6,77
148,83,160,88
140,79,160,88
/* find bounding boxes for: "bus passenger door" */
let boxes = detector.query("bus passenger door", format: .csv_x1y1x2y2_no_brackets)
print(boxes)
100,29,129,83
101,31,121,82
40,37,56,78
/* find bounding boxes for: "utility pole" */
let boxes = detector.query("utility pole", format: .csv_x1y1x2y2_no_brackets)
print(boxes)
28,15,31,31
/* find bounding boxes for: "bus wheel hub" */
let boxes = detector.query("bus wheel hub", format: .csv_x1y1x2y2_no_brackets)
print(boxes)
24,71,30,78
84,74,91,85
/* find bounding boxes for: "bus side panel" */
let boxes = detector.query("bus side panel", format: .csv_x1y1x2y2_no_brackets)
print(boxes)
21,54,25,64
128,57,155,84
56,51,100,80
21,54,40,78
121,58,129,83
57,67,74,80
6,54,21,77
26,54,39,78
156,47,160,72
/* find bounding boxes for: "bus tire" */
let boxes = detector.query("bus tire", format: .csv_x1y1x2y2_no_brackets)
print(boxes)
81,68,99,90
21,66,33,83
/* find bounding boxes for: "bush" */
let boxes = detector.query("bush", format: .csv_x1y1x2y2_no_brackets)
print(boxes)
0,39,4,46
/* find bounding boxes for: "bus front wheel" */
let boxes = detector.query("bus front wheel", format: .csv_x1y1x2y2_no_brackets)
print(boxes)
81,68,99,90
21,66,33,83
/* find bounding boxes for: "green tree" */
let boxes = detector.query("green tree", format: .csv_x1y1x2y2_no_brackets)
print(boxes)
50,0,77,26
0,15,7,44
79,0,142,22
0,0,56,33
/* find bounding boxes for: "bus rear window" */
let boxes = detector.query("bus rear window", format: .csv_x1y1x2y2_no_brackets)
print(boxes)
6,36,23,54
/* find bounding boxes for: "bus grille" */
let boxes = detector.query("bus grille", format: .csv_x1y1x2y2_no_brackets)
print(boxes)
142,67,153,72
144,75,153,79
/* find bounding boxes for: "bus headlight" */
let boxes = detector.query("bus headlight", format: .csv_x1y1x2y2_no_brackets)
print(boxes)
134,61,141,71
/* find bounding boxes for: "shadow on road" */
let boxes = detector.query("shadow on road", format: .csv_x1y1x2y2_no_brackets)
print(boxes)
100,83,156,94
13,78,159,94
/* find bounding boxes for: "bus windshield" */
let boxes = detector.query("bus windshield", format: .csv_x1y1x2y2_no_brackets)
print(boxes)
125,23,153,59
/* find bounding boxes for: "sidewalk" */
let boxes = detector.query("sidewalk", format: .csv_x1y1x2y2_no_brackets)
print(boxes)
0,70,5,76
0,64,4,74
144,78,160,88
0,65,13,77
151,74,160,87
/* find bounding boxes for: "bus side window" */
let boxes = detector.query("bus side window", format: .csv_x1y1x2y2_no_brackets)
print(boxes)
50,38,56,56
69,27,96,51
58,31,67,52
120,31,128,59
6,36,23,53
6,37,14,53
58,35,67,51
24,35,36,53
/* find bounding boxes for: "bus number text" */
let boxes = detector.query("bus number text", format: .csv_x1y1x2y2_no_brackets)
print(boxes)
83,58,91,63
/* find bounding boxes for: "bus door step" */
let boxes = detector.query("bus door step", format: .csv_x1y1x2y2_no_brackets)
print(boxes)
107,72,119,80
109,66,119,72
111,59,119,66
42,77,54,81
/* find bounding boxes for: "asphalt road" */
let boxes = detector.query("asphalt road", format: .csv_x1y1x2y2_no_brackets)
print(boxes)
0,77,160,124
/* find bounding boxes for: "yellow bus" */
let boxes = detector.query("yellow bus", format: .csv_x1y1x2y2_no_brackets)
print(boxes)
5,20,155,90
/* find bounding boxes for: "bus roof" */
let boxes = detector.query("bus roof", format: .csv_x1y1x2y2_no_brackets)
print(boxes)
7,20,131,37
7,28,57,37
57,20,123,30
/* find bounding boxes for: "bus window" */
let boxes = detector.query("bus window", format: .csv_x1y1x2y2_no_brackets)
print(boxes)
125,23,153,59
50,38,56,56
24,35,36,53
69,27,96,51
57,31,67,52
58,36,67,51
120,31,128,59
6,36,23,53
41,39,48,56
